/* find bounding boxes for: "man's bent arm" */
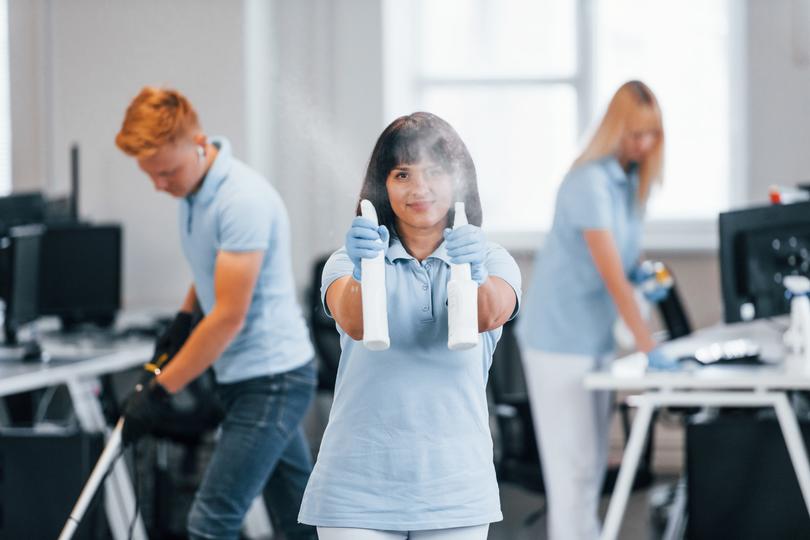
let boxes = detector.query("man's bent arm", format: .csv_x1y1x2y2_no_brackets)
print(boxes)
157,250,263,393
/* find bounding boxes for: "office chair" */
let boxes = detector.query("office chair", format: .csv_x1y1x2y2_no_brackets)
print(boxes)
309,255,341,393
489,318,546,524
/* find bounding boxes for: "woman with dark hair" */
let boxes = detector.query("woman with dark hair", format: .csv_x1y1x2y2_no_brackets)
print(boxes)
299,112,521,539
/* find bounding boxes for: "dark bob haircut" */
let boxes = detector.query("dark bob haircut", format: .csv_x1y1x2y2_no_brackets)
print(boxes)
357,112,483,242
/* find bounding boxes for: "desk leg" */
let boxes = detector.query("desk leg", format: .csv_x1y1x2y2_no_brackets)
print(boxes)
600,398,655,540
773,393,810,518
66,377,147,540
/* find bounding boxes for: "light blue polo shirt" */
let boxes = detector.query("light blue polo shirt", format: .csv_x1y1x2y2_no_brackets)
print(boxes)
298,238,521,531
178,137,314,383
516,156,643,357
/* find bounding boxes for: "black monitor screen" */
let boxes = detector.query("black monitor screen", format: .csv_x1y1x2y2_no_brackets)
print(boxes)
38,224,122,325
719,201,810,323
0,193,45,233
1,226,43,339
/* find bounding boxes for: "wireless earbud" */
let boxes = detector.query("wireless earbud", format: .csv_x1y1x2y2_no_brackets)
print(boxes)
196,145,205,162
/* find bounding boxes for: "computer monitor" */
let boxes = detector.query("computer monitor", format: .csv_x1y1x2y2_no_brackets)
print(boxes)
38,224,122,329
719,201,810,323
0,225,44,345
43,196,76,226
0,193,45,234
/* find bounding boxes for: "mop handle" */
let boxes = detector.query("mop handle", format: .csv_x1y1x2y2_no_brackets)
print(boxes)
58,418,124,540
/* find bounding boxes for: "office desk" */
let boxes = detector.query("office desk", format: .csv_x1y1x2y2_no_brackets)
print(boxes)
584,319,810,540
0,330,153,540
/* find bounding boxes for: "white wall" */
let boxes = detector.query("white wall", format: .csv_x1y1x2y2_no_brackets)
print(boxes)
52,0,248,310
748,0,810,200
8,0,48,192
10,0,247,310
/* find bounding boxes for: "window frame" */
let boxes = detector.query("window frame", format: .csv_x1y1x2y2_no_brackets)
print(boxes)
383,0,746,252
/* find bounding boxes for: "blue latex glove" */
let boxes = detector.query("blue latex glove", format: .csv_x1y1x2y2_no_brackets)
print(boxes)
628,262,654,285
646,347,680,372
443,224,489,285
345,216,389,281
628,261,670,303
643,286,669,303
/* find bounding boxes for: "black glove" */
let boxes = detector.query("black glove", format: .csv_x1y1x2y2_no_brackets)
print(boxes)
122,379,171,446
154,311,195,362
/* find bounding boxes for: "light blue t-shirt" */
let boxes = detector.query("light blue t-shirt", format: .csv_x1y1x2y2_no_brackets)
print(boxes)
516,156,643,356
178,137,314,383
298,238,522,531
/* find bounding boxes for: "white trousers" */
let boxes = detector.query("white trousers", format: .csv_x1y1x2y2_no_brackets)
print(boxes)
316,524,490,540
521,348,614,540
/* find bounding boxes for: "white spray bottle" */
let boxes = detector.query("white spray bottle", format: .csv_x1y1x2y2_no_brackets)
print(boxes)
783,275,810,373
447,202,479,350
360,199,390,351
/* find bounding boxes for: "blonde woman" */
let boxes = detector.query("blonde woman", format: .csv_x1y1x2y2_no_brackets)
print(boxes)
516,80,668,540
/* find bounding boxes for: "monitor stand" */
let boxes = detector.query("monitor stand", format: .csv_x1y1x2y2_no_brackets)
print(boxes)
2,324,47,362
20,340,43,362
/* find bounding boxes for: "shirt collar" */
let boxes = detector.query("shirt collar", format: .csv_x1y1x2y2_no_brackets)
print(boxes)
188,136,231,205
384,237,452,265
428,241,452,265
603,155,639,187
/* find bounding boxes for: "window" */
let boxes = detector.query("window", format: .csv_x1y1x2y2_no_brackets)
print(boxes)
0,0,9,196
385,0,582,233
594,0,732,220
384,0,738,241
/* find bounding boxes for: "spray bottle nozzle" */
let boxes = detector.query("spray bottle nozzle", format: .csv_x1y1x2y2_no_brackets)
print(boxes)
453,202,468,228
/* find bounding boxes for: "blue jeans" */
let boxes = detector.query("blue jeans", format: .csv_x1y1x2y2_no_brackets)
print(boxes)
188,361,318,540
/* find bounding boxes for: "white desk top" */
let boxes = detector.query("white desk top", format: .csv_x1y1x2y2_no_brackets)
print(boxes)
0,320,154,397
584,318,810,391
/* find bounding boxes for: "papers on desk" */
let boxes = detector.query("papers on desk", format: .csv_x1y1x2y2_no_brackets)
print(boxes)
658,318,787,366
611,352,648,377
594,317,810,391
608,337,772,380
685,338,762,365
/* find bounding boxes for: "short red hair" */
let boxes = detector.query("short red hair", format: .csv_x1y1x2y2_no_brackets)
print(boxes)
115,86,201,158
